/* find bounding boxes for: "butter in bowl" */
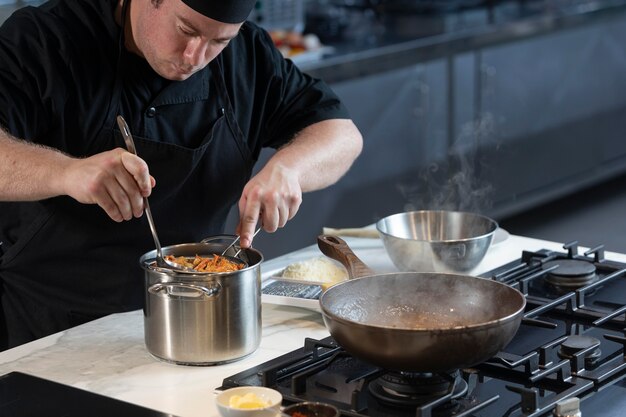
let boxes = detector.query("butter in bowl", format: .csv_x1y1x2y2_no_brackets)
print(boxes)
215,386,282,417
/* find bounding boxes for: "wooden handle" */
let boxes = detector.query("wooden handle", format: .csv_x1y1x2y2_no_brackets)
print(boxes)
322,227,379,238
317,235,375,279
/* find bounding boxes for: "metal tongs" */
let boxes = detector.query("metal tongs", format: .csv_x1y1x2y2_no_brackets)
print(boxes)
116,115,196,273
220,227,262,258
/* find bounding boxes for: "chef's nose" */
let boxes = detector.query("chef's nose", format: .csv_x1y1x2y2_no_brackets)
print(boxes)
183,37,209,68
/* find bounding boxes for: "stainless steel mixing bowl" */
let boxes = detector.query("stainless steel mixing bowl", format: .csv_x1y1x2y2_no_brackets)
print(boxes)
376,210,498,273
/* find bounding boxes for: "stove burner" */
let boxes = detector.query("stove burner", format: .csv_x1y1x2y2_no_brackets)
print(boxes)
557,335,602,369
543,259,598,288
369,370,467,407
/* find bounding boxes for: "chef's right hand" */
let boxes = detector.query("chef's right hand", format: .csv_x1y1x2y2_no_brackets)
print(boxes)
62,148,155,222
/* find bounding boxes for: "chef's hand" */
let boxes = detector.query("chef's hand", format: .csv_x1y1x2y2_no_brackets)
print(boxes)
62,148,155,222
236,163,302,248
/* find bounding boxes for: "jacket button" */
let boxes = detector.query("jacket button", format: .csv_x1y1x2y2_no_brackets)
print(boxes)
146,107,157,117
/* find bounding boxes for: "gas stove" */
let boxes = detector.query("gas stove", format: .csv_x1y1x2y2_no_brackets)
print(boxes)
221,241,626,416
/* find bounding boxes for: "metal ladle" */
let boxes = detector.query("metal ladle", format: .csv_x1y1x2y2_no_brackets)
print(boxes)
116,115,195,273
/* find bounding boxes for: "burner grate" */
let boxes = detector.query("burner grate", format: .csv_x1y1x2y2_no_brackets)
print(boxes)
221,240,626,417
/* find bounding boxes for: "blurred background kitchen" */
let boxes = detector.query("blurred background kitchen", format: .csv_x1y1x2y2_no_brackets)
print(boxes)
3,0,626,257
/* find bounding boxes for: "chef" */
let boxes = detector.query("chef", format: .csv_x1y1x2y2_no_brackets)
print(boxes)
0,0,363,350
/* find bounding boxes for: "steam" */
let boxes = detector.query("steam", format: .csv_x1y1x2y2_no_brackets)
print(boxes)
399,112,499,214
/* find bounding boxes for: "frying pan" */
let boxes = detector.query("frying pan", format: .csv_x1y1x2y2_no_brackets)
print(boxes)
317,235,526,372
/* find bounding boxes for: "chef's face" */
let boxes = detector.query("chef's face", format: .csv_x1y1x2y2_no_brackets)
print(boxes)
127,0,243,80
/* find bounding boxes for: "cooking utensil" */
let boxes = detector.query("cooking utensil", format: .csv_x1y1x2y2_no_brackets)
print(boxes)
140,240,263,365
157,236,248,274
116,115,195,273
316,235,525,372
221,227,262,257
376,210,498,273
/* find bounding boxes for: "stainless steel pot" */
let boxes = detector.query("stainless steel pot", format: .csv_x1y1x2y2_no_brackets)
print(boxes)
139,237,263,365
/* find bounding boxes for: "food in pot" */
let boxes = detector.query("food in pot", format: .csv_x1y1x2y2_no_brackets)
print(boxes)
228,392,270,409
163,254,244,272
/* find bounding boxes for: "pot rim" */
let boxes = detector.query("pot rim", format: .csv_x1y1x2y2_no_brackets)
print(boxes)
139,241,263,276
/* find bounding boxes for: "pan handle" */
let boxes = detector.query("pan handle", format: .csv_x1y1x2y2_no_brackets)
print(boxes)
317,235,375,279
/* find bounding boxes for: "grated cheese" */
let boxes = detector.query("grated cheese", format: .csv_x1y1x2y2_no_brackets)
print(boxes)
281,257,348,284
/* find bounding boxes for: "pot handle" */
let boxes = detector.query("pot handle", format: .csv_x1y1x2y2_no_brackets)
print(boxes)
148,282,221,298
201,235,237,243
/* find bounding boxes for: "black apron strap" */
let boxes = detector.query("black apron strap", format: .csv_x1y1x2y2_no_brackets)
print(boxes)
211,59,252,164
102,0,130,130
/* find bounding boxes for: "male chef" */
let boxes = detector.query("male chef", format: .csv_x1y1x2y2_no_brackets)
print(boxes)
0,0,362,349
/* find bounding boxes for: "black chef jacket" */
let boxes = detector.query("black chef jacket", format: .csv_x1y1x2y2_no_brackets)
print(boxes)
0,0,349,350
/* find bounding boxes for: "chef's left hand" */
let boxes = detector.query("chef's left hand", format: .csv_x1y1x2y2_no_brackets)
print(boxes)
236,162,302,248
234,119,363,248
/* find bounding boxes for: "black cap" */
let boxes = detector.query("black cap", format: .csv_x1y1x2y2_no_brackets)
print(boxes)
180,0,256,24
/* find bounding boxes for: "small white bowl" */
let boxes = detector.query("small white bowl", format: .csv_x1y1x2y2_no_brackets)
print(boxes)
215,386,283,417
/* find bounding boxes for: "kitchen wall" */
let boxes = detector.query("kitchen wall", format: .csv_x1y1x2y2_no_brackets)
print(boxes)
3,1,626,259
241,2,626,258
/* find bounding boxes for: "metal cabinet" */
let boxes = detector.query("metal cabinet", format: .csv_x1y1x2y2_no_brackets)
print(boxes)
480,19,626,140
473,14,626,216
232,60,453,258
330,60,448,187
231,11,626,259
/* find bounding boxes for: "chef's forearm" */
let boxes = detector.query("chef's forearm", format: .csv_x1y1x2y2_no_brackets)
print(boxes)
272,119,363,192
0,128,69,201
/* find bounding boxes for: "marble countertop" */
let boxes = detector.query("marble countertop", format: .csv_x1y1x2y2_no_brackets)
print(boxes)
1,232,625,416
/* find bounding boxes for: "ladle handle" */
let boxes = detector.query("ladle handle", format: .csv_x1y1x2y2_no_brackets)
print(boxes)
317,235,375,279
142,199,162,259
116,115,163,262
